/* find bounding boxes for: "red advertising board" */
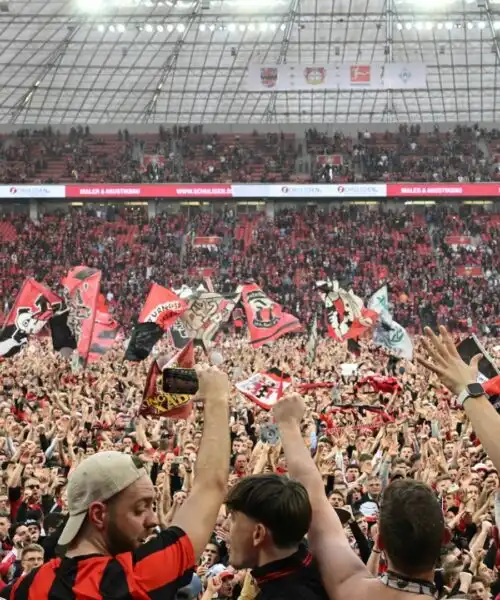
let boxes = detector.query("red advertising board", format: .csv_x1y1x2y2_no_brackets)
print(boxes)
65,184,232,198
387,183,500,197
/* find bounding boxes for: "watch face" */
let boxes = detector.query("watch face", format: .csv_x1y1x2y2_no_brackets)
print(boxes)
467,383,484,397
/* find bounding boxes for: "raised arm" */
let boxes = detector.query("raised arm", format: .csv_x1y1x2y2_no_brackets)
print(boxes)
171,365,230,558
273,394,370,599
418,326,500,473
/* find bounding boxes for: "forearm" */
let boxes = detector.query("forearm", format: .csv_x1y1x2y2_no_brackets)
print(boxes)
464,396,500,472
279,420,344,537
194,400,230,488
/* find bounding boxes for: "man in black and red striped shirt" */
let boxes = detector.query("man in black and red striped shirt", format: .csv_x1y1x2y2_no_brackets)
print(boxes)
2,366,230,600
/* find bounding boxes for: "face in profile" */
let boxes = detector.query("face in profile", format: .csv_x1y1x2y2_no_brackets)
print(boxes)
96,474,158,555
228,511,263,570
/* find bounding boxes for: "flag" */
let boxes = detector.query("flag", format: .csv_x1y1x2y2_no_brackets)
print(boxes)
125,284,187,361
140,341,195,420
368,286,413,360
355,375,401,395
368,285,389,313
347,338,361,357
0,279,59,358
62,267,102,365
49,298,77,352
239,283,302,348
317,280,377,341
306,316,319,365
180,291,239,349
373,314,414,360
87,304,121,363
235,368,292,410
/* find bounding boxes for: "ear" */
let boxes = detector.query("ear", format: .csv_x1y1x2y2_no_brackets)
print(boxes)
87,502,108,532
252,523,267,547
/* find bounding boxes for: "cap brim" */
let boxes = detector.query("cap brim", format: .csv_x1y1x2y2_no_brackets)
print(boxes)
57,512,87,547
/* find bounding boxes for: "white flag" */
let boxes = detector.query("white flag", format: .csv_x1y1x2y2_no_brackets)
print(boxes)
369,286,413,359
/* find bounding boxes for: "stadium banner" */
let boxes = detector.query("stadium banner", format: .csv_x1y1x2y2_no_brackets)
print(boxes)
317,154,343,166
0,185,65,199
231,183,387,198
456,266,484,278
387,183,500,197
246,63,427,91
87,307,121,363
192,236,222,249
65,184,232,198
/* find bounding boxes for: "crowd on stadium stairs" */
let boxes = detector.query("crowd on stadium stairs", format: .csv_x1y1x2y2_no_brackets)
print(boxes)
0,124,498,184
0,204,498,336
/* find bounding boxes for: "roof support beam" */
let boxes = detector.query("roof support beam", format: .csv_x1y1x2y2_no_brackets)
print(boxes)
477,0,500,64
384,0,396,123
142,1,202,123
2,25,79,124
262,0,300,123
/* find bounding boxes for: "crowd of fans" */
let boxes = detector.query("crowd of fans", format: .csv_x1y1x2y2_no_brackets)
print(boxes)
0,328,498,599
1,124,499,184
0,204,498,336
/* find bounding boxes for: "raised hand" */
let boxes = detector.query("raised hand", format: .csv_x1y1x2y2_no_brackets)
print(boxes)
417,326,482,396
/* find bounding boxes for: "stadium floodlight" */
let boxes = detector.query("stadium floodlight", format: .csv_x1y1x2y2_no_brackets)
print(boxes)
167,23,174,31
199,23,206,31
209,23,215,31
177,23,185,31
248,23,255,30
109,24,115,31
415,21,423,29
280,23,286,30
445,21,453,29
436,22,444,29
478,21,486,28
425,22,433,29
270,23,276,30
494,20,500,28
239,23,246,31
396,22,403,30
117,23,125,32
259,22,267,31
466,21,473,29
145,23,153,32
97,24,105,32
228,23,236,31
157,24,164,31
405,22,412,29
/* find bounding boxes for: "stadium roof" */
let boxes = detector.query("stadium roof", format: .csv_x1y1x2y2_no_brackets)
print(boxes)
0,0,499,125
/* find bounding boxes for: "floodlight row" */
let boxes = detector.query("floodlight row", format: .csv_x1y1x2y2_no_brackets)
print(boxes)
96,22,287,33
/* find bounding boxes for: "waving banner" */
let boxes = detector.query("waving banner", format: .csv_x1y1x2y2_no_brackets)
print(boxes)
87,303,122,363
0,279,59,358
181,291,239,348
125,284,187,361
62,267,102,365
240,283,302,348
317,280,377,342
235,368,292,410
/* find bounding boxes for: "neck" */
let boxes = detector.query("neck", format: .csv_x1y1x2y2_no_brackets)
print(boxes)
387,565,435,585
65,536,110,558
256,545,298,568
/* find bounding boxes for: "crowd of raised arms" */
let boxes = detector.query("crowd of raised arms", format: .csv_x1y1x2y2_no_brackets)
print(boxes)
0,126,500,600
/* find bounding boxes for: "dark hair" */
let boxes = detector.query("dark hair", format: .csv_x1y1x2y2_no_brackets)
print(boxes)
379,479,444,576
226,474,311,549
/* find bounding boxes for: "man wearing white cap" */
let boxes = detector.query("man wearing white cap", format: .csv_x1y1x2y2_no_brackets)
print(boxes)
2,366,230,600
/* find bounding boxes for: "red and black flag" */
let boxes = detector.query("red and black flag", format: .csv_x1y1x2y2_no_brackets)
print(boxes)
61,266,102,365
87,298,122,363
239,283,302,348
0,279,59,358
125,283,187,361
235,368,292,410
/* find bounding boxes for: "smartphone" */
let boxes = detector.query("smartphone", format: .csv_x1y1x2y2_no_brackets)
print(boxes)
162,368,199,396
457,336,500,382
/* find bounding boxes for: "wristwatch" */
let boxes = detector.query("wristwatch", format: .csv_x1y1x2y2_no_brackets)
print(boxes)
456,383,489,408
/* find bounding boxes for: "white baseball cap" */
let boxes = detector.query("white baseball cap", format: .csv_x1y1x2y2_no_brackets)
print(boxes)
58,451,147,547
